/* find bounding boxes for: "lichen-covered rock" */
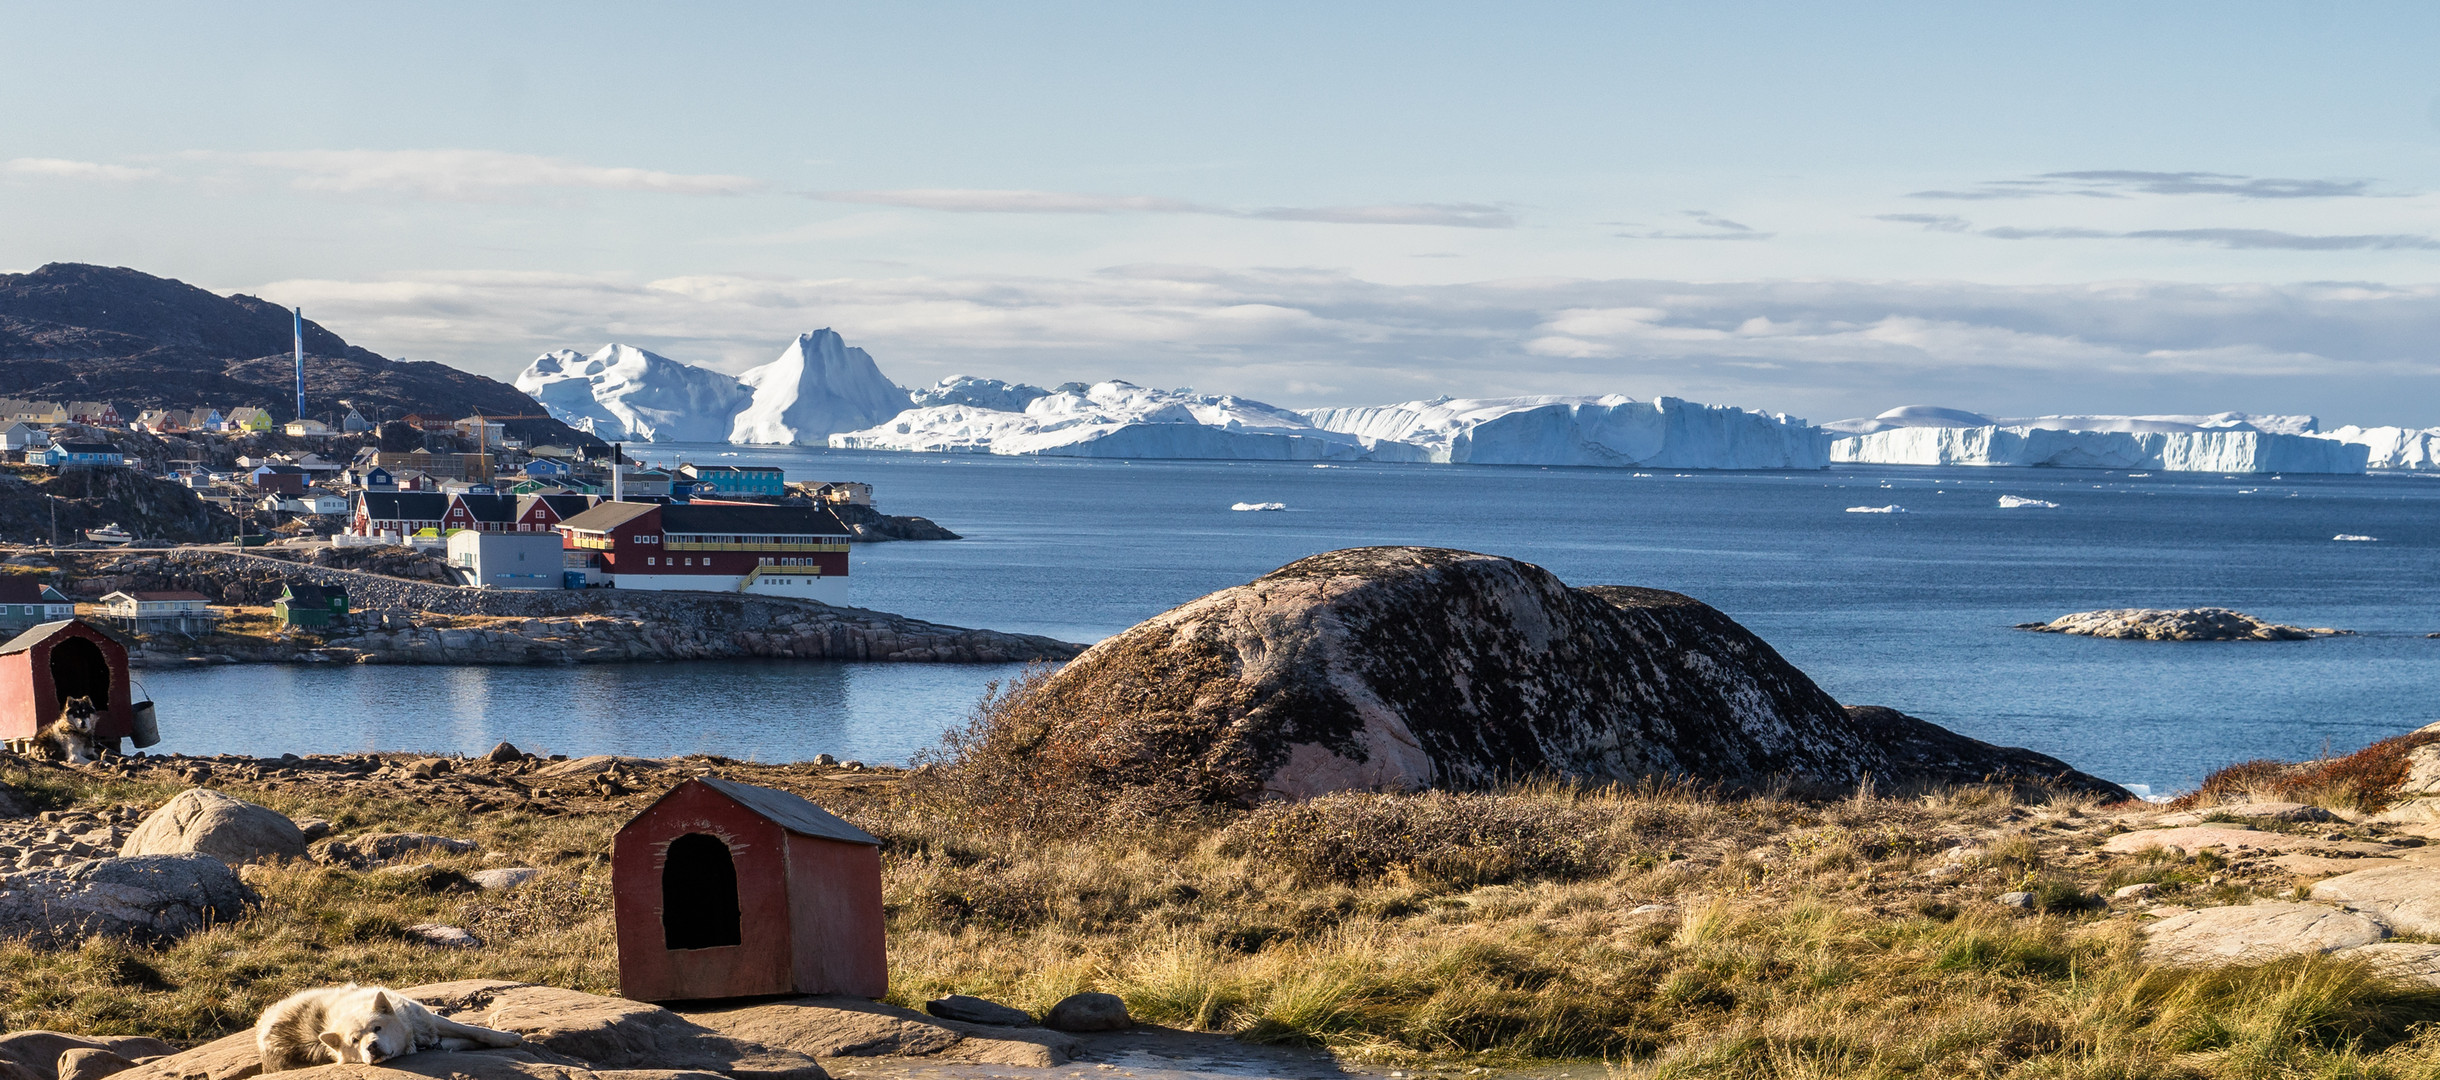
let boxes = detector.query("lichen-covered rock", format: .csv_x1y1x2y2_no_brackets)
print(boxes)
1000,547,2128,801
2308,865,2440,936
0,854,256,948
2018,608,2344,641
118,788,306,864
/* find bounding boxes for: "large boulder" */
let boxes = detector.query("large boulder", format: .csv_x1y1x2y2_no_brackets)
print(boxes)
119,789,306,865
0,854,256,948
993,547,2128,801
407,981,827,1080
681,997,1081,1067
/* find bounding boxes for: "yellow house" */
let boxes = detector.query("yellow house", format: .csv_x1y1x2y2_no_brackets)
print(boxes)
226,407,276,432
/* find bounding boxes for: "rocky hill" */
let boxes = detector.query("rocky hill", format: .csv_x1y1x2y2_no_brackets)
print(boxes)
0,467,237,544
0,263,595,447
983,546,2128,803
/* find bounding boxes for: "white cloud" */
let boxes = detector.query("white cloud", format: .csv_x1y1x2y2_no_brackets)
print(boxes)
256,267,2440,425
232,149,764,200
811,188,1515,227
3,158,162,181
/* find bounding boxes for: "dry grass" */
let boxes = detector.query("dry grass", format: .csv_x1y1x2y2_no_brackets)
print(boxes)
1,752,2437,1076
2174,730,2440,814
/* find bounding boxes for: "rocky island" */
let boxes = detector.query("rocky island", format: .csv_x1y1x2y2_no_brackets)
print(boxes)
2018,607,2353,641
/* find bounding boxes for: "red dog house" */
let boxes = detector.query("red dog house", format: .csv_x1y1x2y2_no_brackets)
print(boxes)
614,777,887,1002
0,620,140,750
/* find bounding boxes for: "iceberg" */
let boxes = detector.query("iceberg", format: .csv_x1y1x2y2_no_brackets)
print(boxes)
1846,505,1906,513
2316,425,2440,471
831,381,1370,460
1231,502,1287,512
728,330,913,446
1823,405,2365,474
911,375,1053,412
1301,395,1829,469
514,344,752,443
1825,406,2321,437
1997,496,2059,509
1831,426,2366,474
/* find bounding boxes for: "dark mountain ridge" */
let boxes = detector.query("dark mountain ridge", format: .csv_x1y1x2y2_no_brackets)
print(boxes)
0,263,595,446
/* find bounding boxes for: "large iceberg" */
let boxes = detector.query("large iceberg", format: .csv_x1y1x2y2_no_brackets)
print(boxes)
515,344,752,443
1824,405,2321,437
2317,426,2440,471
911,375,1054,412
728,330,912,446
832,381,1369,460
1303,395,1829,469
1824,405,2365,474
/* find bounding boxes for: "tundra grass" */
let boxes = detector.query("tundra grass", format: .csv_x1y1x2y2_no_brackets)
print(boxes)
2,759,2438,1079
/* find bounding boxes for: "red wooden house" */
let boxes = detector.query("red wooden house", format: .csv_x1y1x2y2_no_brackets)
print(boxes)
613,777,886,1002
0,620,142,751
513,493,596,533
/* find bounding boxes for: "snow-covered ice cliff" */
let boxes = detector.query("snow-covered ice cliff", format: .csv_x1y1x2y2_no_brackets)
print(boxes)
1824,405,2321,437
1302,395,1829,469
515,344,752,443
728,330,912,446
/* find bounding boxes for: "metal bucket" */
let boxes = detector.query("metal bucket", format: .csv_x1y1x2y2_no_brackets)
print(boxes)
130,700,159,749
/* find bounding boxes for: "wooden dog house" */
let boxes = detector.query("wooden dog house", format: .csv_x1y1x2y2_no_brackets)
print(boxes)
613,777,887,1002
0,619,142,749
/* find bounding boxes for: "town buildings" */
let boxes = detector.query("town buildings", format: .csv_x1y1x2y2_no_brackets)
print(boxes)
680,463,786,498
447,530,572,589
98,591,219,634
0,580,76,631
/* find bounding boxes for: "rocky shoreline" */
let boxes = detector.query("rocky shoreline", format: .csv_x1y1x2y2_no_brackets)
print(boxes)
31,547,1084,666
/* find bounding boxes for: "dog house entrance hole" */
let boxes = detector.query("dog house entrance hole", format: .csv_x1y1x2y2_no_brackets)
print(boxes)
48,637,109,710
662,833,742,949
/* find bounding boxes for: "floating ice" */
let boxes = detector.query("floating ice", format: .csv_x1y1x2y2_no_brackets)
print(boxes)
2333,534,2379,542
1231,502,1287,512
1845,505,1907,514
1997,495,2060,509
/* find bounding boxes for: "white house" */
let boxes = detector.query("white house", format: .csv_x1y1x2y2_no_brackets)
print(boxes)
98,590,220,634
0,423,51,452
446,529,569,589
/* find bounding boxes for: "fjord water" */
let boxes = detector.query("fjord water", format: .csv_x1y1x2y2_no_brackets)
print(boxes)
144,447,2440,795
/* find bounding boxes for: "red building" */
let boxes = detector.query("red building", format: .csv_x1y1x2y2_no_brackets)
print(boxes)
0,620,139,752
614,777,886,1002
556,501,851,603
513,493,597,532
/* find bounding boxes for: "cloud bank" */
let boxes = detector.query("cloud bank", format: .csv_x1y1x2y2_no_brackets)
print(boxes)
814,188,1514,227
257,266,2440,425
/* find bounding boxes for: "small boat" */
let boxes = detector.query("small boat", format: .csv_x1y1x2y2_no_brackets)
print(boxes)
83,523,133,544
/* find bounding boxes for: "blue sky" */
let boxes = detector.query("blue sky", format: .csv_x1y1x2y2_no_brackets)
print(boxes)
7,2,2440,424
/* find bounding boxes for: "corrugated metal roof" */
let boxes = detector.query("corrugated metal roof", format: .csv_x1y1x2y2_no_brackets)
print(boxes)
0,619,130,655
555,500,660,533
697,777,880,846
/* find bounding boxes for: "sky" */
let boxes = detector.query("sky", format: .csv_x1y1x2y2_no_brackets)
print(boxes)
7,2,2440,426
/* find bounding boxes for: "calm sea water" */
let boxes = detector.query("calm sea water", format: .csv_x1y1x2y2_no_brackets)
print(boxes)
142,447,2440,795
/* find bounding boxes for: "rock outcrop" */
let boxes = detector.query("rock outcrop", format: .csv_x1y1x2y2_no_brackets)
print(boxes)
117,788,306,864
0,853,256,948
997,547,2128,801
2017,608,2347,641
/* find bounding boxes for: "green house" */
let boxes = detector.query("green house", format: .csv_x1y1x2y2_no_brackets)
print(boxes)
274,582,349,629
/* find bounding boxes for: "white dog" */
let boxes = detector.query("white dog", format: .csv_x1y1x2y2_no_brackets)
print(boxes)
256,983,523,1072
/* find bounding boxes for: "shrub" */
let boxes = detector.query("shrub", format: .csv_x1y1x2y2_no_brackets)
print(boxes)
2175,730,2440,813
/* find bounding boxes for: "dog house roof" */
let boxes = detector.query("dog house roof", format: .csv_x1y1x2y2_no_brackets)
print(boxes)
0,619,131,656
687,777,881,846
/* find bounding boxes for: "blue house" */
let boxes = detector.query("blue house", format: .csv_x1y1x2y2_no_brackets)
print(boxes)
522,459,571,479
679,463,785,497
37,442,123,471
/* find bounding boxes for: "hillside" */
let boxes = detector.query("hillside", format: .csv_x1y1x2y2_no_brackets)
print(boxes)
0,263,596,447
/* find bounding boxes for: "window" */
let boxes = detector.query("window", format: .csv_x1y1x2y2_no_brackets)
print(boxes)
647,557,656,566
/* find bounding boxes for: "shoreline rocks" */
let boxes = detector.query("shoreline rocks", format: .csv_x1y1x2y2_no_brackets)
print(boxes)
2018,607,2351,641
